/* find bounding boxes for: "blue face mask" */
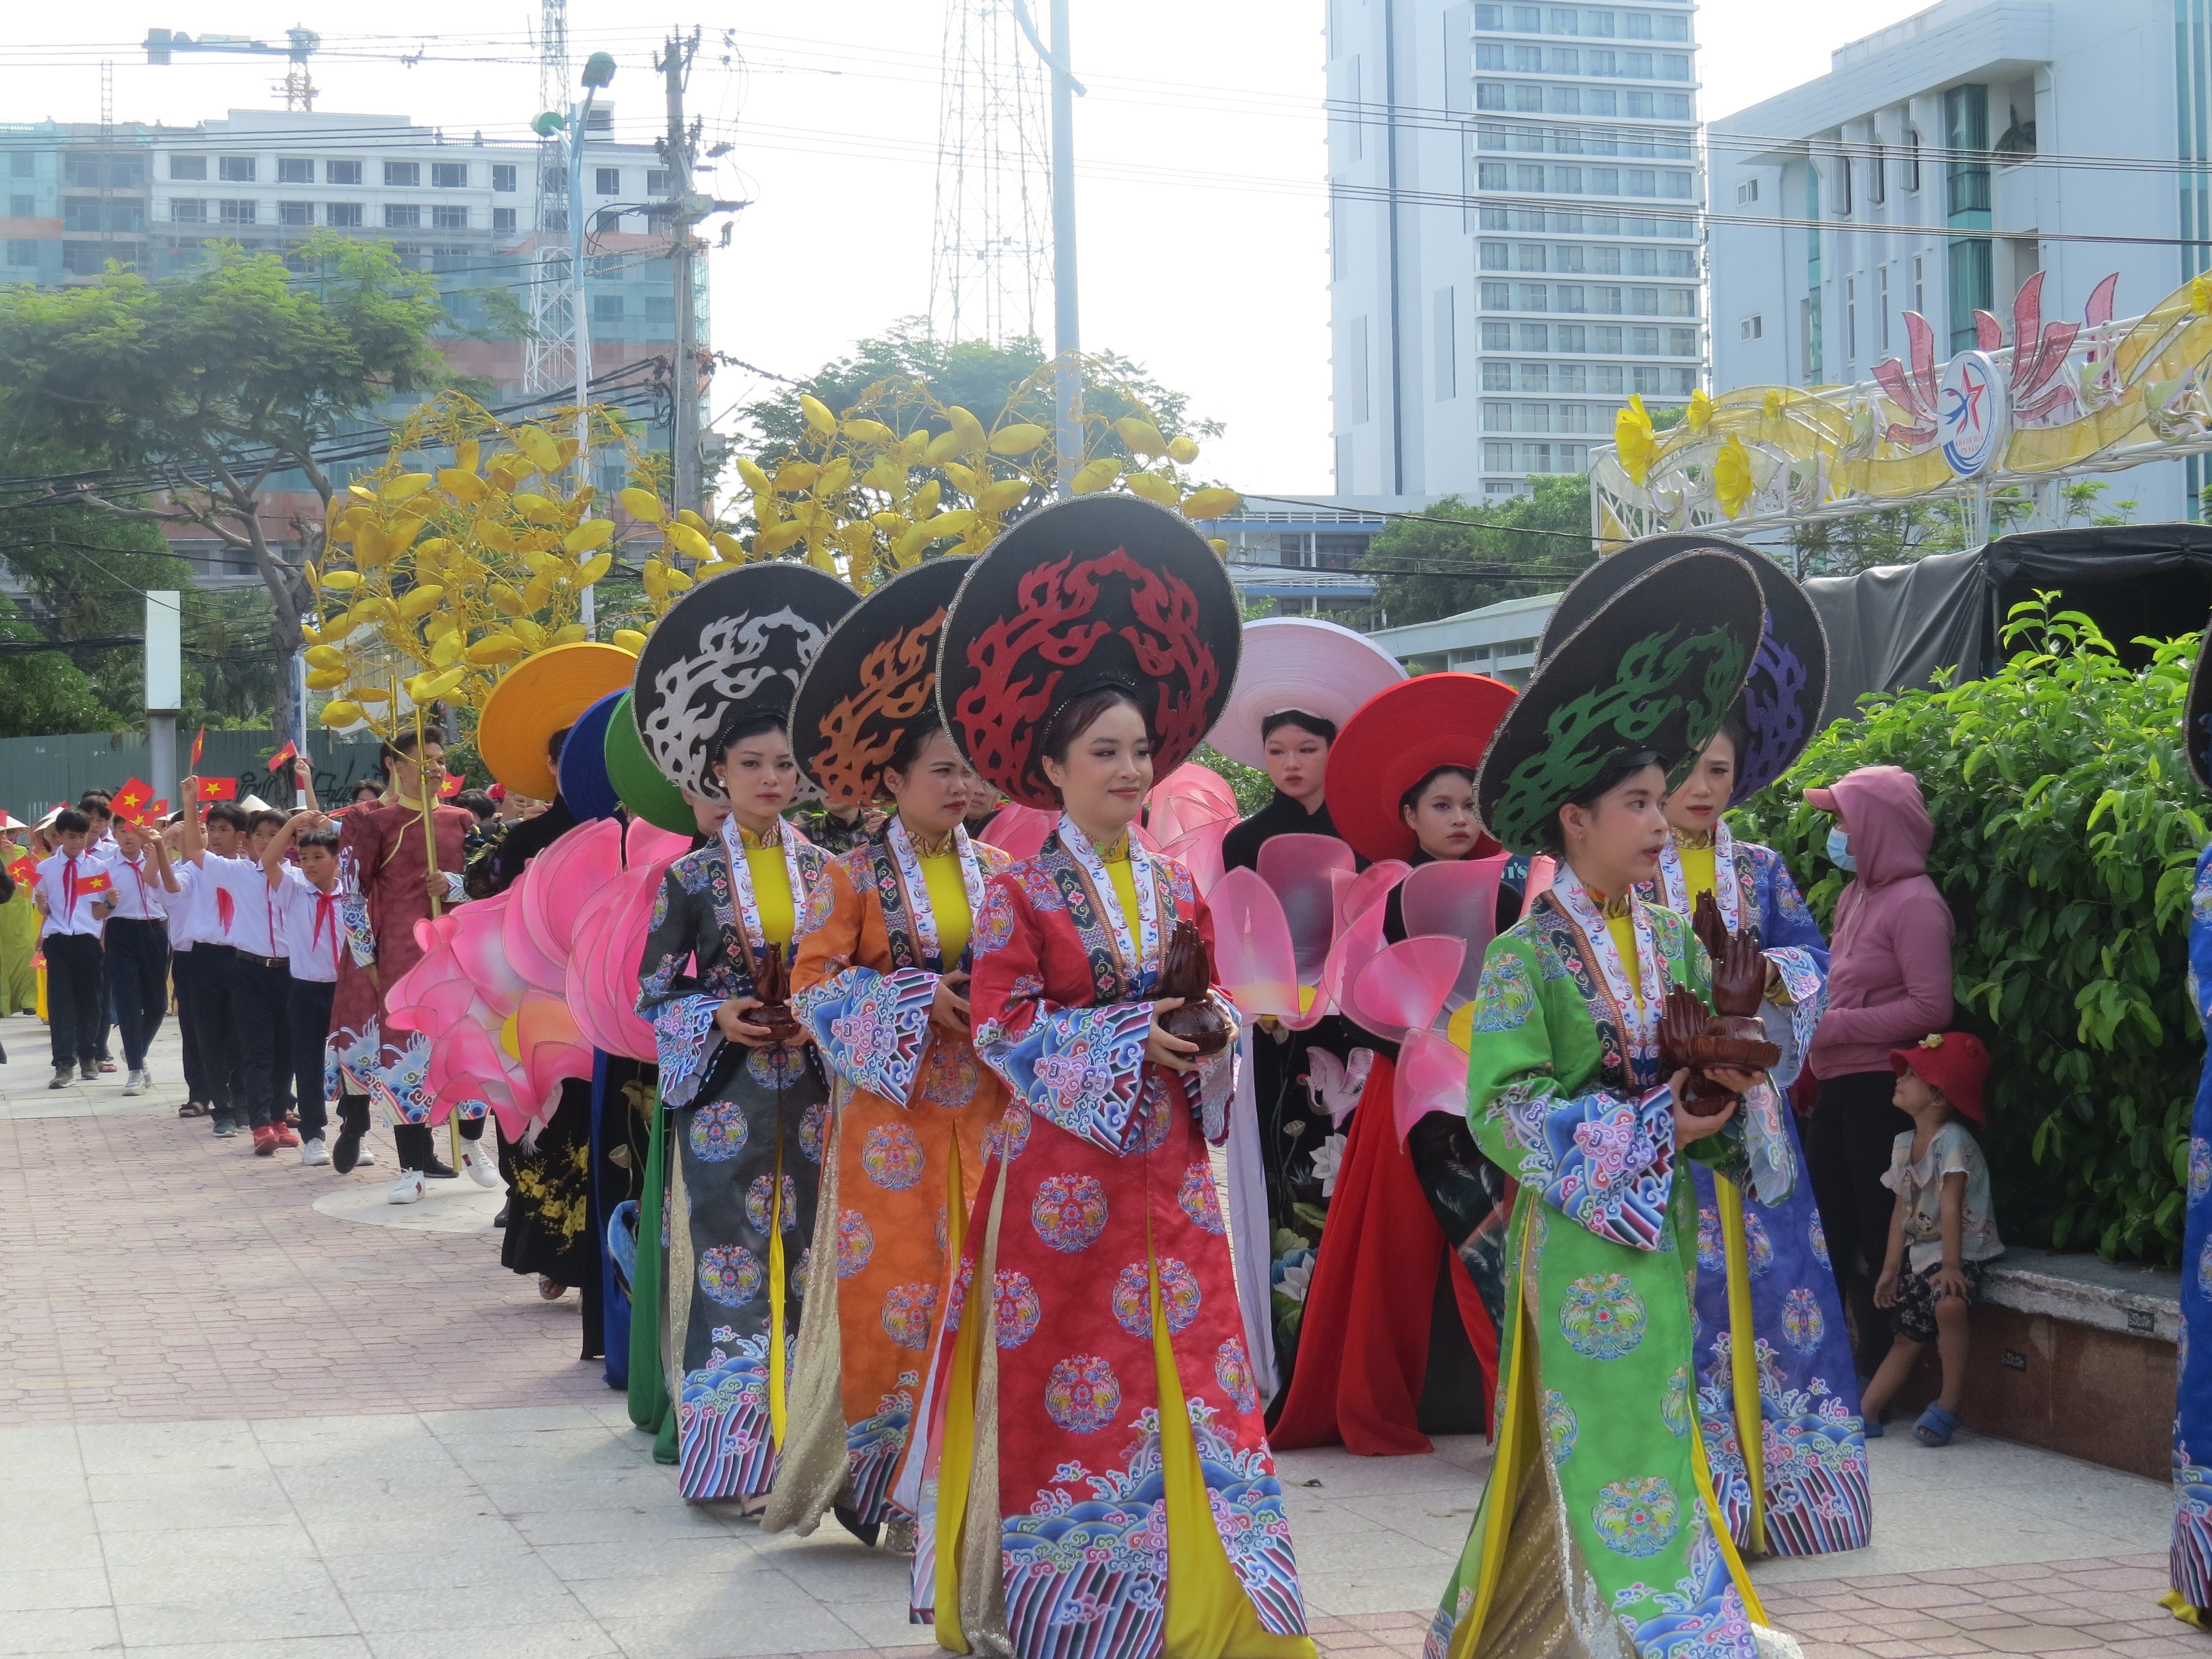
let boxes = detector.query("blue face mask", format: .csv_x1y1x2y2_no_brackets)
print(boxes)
1827,825,1857,872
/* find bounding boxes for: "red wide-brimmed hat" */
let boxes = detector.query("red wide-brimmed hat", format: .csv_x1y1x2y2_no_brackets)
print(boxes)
1890,1031,1990,1125
1324,672,1517,864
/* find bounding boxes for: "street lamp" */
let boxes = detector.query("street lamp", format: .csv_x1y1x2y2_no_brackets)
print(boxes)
561,54,615,633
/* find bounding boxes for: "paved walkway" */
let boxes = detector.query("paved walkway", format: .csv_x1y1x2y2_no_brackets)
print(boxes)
0,1011,2190,1658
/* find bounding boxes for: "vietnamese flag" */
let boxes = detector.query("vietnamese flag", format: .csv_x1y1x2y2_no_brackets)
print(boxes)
269,739,299,771
112,776,155,825
196,777,239,802
75,870,114,897
438,772,464,799
144,799,169,822
190,727,206,769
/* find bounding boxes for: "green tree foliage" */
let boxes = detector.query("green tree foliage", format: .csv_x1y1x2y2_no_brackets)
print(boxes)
0,236,450,736
1354,477,1595,629
0,592,123,737
737,319,1218,474
1731,597,2203,1264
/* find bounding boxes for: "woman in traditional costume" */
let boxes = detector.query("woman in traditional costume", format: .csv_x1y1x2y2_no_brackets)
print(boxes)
766,558,1012,1547
1423,549,1806,1659
1271,673,1520,1458
632,563,856,1505
2168,634,2212,1626
1209,619,1404,1402
1541,540,1870,1560
915,496,1314,1659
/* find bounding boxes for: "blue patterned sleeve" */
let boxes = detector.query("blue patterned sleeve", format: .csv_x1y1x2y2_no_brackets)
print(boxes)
969,873,1155,1156
1749,844,1829,1090
789,855,941,1104
2192,846,2212,1025
1464,933,1677,1251
636,868,722,1109
333,814,378,968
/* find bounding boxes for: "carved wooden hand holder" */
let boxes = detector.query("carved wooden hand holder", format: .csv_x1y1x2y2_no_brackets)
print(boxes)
749,945,804,1046
1658,912,1780,1114
1156,919,1232,1057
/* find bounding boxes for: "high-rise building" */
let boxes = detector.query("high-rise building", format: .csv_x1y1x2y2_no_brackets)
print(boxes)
0,108,699,585
1325,0,1706,505
1707,0,2210,523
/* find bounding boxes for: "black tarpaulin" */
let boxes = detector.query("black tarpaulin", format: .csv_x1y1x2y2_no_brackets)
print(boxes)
1803,523,2212,724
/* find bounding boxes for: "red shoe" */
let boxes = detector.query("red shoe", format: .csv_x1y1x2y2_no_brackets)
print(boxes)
252,1125,279,1156
272,1121,301,1149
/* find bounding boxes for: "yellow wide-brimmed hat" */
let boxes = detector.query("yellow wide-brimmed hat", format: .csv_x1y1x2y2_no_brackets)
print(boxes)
477,641,638,800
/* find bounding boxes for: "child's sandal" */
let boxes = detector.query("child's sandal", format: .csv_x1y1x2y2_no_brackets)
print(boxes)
1913,1404,1958,1447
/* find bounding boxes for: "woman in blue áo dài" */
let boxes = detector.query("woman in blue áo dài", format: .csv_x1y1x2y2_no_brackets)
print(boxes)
2166,630,2212,1626
1546,535,1869,1560
630,563,856,1506
1423,549,1807,1659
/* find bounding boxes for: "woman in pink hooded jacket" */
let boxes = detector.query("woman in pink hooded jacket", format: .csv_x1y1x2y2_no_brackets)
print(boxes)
1804,765,1956,1372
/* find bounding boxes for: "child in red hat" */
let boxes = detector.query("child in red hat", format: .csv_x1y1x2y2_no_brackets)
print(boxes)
1859,1030,2004,1446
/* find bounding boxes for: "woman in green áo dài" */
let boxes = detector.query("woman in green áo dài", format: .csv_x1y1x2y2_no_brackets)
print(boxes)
1424,550,1804,1659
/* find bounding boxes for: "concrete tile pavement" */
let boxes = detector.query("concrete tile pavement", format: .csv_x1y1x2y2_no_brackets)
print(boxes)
0,1009,2195,1657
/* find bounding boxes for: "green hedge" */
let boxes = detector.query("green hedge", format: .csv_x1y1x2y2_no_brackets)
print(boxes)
1730,598,2205,1264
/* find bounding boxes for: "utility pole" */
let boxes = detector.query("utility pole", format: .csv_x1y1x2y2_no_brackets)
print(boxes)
568,52,617,634
658,29,703,518
1015,0,1084,497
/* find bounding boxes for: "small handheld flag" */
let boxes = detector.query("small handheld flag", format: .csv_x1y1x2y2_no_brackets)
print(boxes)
268,739,300,770
4,853,32,885
196,777,239,802
437,772,464,799
190,727,206,769
75,870,114,896
111,777,155,825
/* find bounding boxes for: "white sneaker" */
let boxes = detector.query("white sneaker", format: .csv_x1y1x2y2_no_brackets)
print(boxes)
387,1170,426,1205
461,1139,502,1189
121,1070,147,1097
301,1137,330,1167
356,1143,378,1166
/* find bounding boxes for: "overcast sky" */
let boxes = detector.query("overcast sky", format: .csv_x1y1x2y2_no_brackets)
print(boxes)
10,1,1936,494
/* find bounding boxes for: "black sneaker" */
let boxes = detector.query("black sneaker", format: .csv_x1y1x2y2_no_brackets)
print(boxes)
420,1155,459,1180
493,1199,510,1228
332,1126,363,1175
79,1061,98,1081
49,1067,72,1090
211,1119,241,1139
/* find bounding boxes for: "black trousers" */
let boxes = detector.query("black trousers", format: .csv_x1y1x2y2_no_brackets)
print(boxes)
181,945,239,1116
174,947,209,1103
104,917,170,1071
1806,1067,1914,1371
285,975,336,1140
229,956,293,1130
342,1098,485,1171
43,932,104,1070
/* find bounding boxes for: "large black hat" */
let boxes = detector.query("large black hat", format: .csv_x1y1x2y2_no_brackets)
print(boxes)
1478,549,1764,855
937,495,1241,811
2188,628,2212,792
632,562,857,803
791,557,971,808
1538,532,1829,804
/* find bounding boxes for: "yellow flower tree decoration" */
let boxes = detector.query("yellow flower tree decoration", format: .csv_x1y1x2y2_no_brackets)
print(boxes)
303,391,716,735
709,356,1243,589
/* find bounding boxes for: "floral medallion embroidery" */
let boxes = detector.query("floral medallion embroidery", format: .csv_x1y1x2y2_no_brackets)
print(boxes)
984,1102,1033,1162
1042,1354,1121,1433
698,1243,764,1307
688,1100,749,1162
2194,1136,2212,1204
1661,1368,1691,1438
835,1209,874,1277
797,1098,829,1164
860,1122,925,1190
1177,1161,1227,1235
1744,1207,1775,1275
881,1282,940,1350
919,1044,983,1109
1156,1258,1202,1333
1559,1271,1647,1360
1542,1388,1578,1464
1781,1286,1825,1353
1214,1337,1259,1413
1031,1173,1110,1252
993,1270,1042,1348
746,1045,811,1088
1110,1264,1153,1337
1808,1208,1830,1267
743,1173,800,1234
1469,950,1536,1033
1697,1206,1725,1272
972,881,1018,958
1591,1477,1679,1558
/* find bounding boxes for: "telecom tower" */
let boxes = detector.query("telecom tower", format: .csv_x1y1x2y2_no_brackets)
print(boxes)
928,0,1050,345
524,0,574,397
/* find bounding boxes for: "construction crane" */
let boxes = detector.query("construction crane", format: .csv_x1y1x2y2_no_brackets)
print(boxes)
143,27,322,109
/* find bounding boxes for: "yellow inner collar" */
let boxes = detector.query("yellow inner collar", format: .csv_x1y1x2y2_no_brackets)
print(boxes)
734,822,782,851
1671,827,1715,851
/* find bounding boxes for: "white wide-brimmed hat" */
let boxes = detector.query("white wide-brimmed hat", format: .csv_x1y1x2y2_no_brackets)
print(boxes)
1208,617,1406,770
